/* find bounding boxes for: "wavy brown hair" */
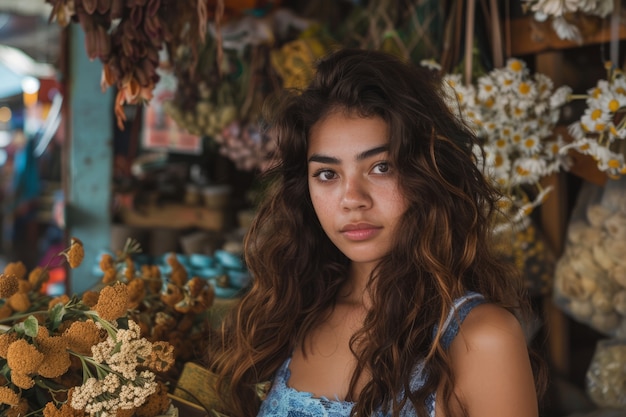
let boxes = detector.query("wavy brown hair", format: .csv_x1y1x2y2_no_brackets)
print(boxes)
208,48,546,417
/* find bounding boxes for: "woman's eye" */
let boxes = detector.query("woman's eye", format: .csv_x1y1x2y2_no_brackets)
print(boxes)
372,162,389,174
313,170,337,181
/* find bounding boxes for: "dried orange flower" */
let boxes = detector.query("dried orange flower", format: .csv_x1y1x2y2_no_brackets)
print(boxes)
63,320,101,356
36,330,71,378
0,386,20,406
43,402,62,417
116,408,135,417
0,303,13,319
81,290,99,307
145,341,175,373
28,266,49,287
6,339,44,375
99,253,114,271
0,332,17,358
0,274,19,298
66,237,85,268
48,294,70,310
135,381,170,417
124,257,135,281
102,268,117,284
10,372,34,389
5,397,29,417
3,262,26,280
94,282,129,321
127,278,146,309
17,279,32,293
8,292,30,312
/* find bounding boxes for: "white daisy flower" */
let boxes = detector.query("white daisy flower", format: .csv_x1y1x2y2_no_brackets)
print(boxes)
512,157,547,185
506,58,528,79
550,85,572,108
520,134,542,155
420,59,441,71
580,106,610,133
477,76,497,101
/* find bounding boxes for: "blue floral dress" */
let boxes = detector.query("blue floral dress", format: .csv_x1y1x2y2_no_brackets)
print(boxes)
257,292,486,417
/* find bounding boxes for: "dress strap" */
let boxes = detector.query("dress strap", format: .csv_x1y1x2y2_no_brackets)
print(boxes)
437,292,485,350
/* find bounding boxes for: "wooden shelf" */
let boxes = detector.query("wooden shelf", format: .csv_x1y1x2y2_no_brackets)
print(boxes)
509,14,626,56
118,204,227,230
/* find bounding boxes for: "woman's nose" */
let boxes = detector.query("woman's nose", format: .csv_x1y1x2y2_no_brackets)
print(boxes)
341,177,372,210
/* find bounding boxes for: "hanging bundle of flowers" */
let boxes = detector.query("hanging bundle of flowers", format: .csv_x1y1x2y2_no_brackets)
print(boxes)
562,63,626,178
440,58,572,232
522,0,614,42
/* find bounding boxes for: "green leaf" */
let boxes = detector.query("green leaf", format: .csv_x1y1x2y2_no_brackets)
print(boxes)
49,302,66,331
23,316,39,337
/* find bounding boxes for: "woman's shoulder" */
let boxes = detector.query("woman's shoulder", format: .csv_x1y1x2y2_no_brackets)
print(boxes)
446,303,539,417
454,303,527,348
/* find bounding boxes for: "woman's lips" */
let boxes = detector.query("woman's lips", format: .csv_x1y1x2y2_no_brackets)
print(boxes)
340,224,382,241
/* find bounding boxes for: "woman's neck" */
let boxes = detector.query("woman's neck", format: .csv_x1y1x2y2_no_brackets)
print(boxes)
339,262,377,307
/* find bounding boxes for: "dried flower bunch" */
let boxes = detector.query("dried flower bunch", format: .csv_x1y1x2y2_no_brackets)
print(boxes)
45,0,208,129
562,63,626,177
522,0,613,41
440,58,571,232
0,238,190,417
553,181,626,338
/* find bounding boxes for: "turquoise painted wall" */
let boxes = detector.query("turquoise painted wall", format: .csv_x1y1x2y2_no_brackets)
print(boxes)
66,26,112,294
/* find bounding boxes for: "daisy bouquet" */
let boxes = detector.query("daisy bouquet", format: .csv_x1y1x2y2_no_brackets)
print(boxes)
561,63,626,178
440,58,572,233
0,239,187,417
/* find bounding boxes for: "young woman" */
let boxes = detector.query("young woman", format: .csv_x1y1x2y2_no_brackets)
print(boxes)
208,48,546,417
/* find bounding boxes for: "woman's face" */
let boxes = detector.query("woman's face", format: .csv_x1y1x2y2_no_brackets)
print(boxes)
307,111,408,271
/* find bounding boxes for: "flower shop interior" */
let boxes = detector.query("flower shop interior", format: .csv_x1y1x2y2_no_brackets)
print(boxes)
0,0,624,416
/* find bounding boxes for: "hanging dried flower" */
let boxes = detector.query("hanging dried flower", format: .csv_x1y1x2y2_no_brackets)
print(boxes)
562,63,626,177
439,58,571,232
65,237,85,269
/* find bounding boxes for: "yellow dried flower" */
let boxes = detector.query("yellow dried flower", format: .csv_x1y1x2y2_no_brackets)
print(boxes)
94,282,129,321
63,320,101,356
66,237,85,268
48,294,70,310
0,274,19,298
81,290,99,307
7,339,44,374
8,292,31,312
0,386,20,406
3,262,26,280
0,332,17,358
28,266,49,287
11,372,35,389
5,397,29,417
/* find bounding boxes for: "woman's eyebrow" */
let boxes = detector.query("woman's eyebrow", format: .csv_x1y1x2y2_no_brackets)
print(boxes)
308,145,389,164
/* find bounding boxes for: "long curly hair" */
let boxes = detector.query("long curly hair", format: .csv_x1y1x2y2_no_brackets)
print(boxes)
208,48,546,417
